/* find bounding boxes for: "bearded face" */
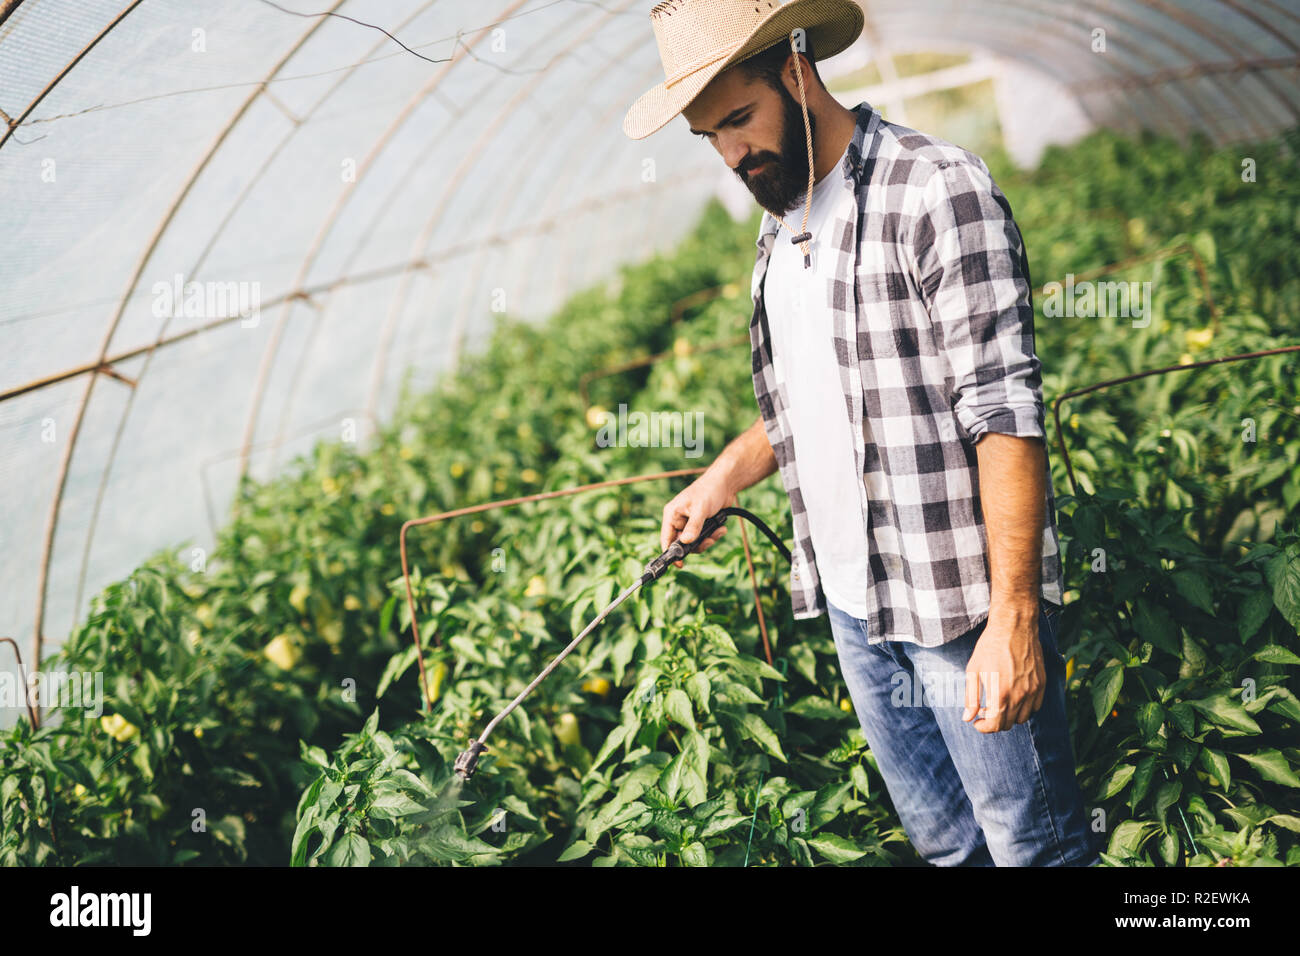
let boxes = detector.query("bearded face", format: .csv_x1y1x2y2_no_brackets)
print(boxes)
733,79,818,218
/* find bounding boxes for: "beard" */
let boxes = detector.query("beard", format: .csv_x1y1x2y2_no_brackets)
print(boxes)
734,81,818,218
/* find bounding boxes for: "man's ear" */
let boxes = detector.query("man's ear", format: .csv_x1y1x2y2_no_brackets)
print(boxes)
785,52,813,95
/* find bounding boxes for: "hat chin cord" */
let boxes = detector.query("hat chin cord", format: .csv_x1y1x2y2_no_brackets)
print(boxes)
768,32,817,269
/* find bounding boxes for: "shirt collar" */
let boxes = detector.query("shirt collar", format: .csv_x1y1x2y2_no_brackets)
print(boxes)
756,100,880,249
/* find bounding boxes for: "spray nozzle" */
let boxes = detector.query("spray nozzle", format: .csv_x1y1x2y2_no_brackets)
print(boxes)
454,739,488,781
640,511,730,584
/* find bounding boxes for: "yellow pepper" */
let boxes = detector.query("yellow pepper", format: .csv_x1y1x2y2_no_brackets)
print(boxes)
100,713,139,743
264,634,300,670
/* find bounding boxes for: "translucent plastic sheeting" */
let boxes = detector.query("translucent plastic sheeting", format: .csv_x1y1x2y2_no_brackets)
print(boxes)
0,0,1297,698
0,0,718,680
861,0,1300,144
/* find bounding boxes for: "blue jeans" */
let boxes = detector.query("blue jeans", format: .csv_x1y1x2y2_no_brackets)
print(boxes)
827,599,1101,866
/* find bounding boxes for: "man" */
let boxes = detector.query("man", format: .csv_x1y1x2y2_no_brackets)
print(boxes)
626,0,1100,867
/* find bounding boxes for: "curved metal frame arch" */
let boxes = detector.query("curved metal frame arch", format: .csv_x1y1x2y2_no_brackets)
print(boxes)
7,0,1300,684
266,0,627,468
397,32,660,382
0,0,145,151
17,0,345,678
360,19,656,425
235,0,536,481
869,2,1223,139
1092,0,1283,141
1137,0,1299,123
526,71,713,316
71,0,449,619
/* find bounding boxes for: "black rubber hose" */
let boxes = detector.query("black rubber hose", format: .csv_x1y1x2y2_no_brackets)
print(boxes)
641,506,791,585
708,506,793,564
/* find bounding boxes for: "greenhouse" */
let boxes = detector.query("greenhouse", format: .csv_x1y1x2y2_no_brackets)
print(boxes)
1,0,1299,878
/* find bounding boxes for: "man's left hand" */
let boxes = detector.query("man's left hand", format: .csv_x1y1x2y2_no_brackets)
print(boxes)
962,605,1045,733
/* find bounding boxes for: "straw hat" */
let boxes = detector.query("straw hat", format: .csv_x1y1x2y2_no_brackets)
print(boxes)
623,0,865,141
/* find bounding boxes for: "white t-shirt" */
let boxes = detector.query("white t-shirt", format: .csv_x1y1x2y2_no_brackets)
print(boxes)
763,147,872,619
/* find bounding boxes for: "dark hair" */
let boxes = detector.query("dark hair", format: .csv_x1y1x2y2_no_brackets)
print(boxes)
736,34,822,92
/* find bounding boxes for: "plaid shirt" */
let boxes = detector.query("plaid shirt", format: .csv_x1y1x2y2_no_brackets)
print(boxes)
748,100,1065,646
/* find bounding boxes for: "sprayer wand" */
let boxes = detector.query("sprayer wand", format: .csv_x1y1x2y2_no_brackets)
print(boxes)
453,506,791,781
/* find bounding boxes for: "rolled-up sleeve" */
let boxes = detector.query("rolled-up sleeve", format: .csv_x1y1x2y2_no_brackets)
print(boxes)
910,159,1046,445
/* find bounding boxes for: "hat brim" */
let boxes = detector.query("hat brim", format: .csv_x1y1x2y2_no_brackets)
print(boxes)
623,0,865,140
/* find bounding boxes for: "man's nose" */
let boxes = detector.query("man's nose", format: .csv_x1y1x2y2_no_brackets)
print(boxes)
721,140,749,171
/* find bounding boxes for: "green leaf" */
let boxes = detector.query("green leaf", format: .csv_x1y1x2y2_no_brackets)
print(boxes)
300,743,330,769
740,656,788,683
1167,701,1196,737
1158,830,1180,865
1180,632,1208,678
805,833,867,864
378,593,399,636
568,596,592,642
1252,644,1300,666
850,762,871,799
701,812,751,839
376,644,417,699
1266,546,1300,632
1172,570,1214,615
680,841,707,866
1135,702,1164,741
1102,762,1136,799
1091,663,1124,725
685,672,711,714
1134,599,1179,656
1265,686,1300,723
788,644,818,684
367,791,426,819
590,724,629,771
447,634,485,665
1236,749,1300,787
594,578,615,617
1129,754,1157,809
208,815,247,855
1108,819,1158,857
1198,748,1231,790
499,793,537,822
326,831,372,866
1239,589,1274,642
682,730,709,792
740,713,786,762
611,629,639,686
715,679,765,706
557,840,594,862
1187,694,1261,735
1073,503,1105,546
53,760,95,789
787,695,850,721
664,688,695,731
701,623,738,654
660,752,687,804
1153,780,1181,829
